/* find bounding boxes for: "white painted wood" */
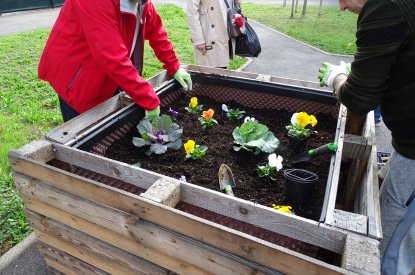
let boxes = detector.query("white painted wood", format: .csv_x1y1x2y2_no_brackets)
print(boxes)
333,209,367,235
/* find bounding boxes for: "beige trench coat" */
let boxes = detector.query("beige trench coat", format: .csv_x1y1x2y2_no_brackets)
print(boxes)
186,0,235,68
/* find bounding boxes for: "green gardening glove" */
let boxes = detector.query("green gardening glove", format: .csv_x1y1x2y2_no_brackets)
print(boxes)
174,68,193,91
318,61,351,88
145,106,160,121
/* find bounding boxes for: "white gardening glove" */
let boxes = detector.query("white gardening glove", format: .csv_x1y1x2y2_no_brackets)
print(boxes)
173,68,193,91
318,61,351,88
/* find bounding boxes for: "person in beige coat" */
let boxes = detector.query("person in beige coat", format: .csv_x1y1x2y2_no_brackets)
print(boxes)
186,0,240,68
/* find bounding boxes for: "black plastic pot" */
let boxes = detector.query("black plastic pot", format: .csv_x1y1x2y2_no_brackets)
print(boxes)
284,169,318,204
288,135,308,154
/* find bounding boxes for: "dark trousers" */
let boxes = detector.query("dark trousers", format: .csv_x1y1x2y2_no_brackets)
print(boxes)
58,97,79,122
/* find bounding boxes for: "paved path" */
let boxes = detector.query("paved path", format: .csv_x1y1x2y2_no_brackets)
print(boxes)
0,1,392,274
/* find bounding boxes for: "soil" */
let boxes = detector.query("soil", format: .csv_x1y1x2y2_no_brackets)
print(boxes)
0,240,14,257
105,94,337,221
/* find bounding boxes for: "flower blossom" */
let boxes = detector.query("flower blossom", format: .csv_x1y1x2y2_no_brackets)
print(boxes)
244,116,258,123
222,104,229,112
167,108,178,117
268,153,283,171
189,97,198,108
202,109,214,120
184,140,195,154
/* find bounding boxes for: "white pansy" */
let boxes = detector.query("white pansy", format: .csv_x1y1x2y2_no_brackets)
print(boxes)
244,116,257,123
268,153,283,171
290,112,299,126
179,175,187,182
222,104,229,112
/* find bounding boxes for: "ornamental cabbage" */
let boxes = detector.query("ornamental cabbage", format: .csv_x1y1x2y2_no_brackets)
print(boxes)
232,121,279,154
132,115,183,156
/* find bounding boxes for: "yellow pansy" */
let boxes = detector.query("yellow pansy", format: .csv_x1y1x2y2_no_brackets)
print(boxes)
184,140,195,154
272,204,293,214
309,115,318,127
189,97,198,108
296,112,311,127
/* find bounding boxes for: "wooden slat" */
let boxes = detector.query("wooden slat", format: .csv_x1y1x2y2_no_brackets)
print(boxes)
46,94,125,145
45,256,81,275
52,143,160,190
341,234,380,274
11,169,348,274
16,175,276,275
8,139,54,163
332,209,367,235
322,104,347,225
38,243,109,275
28,210,168,275
24,196,204,275
342,134,367,160
141,177,181,207
345,115,373,211
13,144,347,254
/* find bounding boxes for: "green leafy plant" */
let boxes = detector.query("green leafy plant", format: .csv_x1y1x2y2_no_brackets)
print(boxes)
232,121,279,154
286,112,318,139
183,140,208,160
132,115,183,156
222,104,246,120
198,109,218,129
256,153,283,180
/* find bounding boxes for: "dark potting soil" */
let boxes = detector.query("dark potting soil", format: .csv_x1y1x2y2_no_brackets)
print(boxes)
105,94,337,221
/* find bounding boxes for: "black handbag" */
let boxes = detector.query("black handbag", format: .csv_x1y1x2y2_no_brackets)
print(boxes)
235,18,261,57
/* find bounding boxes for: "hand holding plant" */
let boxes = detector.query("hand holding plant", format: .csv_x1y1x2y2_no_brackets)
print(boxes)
257,153,283,180
185,97,203,114
198,108,218,128
184,139,208,160
286,112,318,139
222,104,246,120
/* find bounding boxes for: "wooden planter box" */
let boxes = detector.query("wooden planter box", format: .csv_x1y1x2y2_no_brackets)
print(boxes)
9,65,381,274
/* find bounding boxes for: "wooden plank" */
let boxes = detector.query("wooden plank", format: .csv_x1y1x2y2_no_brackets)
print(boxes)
28,210,168,275
322,104,347,225
341,234,380,274
51,143,347,252
38,243,109,275
24,197,205,275
342,134,367,160
16,176,276,275
332,209,367,235
141,177,181,207
45,256,80,275
345,115,373,211
8,139,54,163
52,143,160,190
13,171,348,274
46,94,125,145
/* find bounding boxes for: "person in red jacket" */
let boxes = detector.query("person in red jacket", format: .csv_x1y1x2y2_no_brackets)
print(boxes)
38,0,192,122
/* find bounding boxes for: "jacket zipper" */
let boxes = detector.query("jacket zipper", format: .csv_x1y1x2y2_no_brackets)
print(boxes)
67,64,84,90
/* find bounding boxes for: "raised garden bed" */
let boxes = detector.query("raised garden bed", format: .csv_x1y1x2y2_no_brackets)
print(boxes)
9,66,381,274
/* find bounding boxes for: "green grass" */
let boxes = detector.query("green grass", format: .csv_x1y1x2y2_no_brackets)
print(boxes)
242,4,358,55
0,5,245,250
0,4,357,249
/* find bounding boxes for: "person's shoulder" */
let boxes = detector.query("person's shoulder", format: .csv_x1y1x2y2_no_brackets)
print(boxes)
359,0,401,25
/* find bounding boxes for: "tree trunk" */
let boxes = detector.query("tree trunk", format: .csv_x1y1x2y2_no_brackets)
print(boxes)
302,0,308,16
291,0,295,18
295,0,299,13
318,0,323,16
283,0,287,7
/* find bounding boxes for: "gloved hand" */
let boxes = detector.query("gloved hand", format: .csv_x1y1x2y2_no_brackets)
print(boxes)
318,61,351,88
174,68,193,91
233,14,245,27
145,106,160,121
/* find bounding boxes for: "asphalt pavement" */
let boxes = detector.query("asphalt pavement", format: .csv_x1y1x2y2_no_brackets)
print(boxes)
0,1,393,274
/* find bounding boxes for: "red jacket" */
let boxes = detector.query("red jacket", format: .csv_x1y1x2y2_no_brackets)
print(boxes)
38,0,180,114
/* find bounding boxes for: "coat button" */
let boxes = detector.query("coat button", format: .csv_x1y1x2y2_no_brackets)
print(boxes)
212,41,215,45
211,7,214,10
211,24,215,28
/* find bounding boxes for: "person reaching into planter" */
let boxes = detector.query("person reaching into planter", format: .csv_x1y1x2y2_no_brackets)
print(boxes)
186,0,244,68
38,0,192,122
317,0,415,273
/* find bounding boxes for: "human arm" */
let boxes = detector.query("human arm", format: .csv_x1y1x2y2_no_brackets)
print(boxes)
186,0,205,47
72,0,160,111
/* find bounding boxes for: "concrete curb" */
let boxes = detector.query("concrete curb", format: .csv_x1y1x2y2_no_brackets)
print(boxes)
0,233,36,271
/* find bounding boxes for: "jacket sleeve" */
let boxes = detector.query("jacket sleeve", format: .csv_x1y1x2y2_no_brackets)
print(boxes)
143,3,181,77
72,0,159,111
186,0,205,45
338,0,404,114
